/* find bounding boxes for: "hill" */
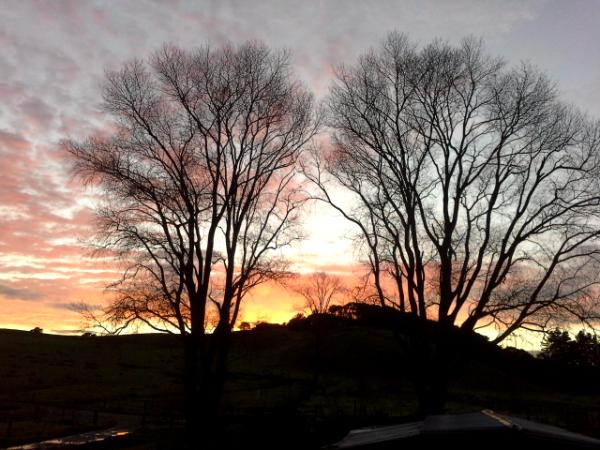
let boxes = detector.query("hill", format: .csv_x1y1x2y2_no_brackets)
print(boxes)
0,317,599,448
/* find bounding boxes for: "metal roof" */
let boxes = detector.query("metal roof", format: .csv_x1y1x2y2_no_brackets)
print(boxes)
331,422,422,448
328,410,600,449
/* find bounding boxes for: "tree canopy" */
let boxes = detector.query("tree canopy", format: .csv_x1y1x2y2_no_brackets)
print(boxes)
67,41,320,446
306,33,600,343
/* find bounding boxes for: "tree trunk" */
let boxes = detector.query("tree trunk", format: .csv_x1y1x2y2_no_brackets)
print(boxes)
181,321,234,449
407,323,454,417
183,334,204,449
211,325,232,416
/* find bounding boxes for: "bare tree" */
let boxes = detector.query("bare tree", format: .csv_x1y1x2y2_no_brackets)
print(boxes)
67,41,319,447
307,32,600,413
292,271,346,314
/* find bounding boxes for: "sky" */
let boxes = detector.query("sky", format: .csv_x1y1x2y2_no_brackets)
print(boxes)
1,0,600,338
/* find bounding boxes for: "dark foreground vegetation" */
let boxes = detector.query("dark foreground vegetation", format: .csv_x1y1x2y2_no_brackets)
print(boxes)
1,313,599,449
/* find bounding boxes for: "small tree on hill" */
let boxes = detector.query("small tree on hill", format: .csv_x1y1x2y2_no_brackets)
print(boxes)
292,271,347,314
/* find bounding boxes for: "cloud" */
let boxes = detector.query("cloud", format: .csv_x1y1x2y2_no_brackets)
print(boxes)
0,284,41,300
0,130,30,152
0,0,597,333
47,301,83,311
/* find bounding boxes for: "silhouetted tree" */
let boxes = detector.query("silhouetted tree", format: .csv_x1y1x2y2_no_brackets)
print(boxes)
67,41,318,447
292,271,347,314
541,328,600,367
306,32,600,414
541,328,573,365
573,331,600,367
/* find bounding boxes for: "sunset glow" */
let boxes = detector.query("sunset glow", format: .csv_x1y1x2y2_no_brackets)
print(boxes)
2,1,600,347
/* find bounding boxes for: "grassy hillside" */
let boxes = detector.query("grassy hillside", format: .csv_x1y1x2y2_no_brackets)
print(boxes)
0,320,599,448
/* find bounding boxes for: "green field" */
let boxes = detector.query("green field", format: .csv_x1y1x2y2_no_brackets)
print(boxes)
0,323,599,448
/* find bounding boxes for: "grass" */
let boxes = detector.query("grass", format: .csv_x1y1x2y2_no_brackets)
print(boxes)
0,323,599,448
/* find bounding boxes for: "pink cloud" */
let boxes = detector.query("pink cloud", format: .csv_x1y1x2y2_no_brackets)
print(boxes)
0,0,596,336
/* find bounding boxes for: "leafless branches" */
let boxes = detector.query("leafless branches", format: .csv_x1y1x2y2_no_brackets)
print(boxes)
67,41,320,439
291,271,347,314
68,41,319,337
309,32,600,343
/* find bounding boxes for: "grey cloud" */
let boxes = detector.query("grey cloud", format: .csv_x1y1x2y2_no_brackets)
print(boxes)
0,284,42,300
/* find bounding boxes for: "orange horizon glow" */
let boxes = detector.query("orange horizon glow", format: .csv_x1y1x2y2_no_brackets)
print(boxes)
0,261,546,351
3,1,599,355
